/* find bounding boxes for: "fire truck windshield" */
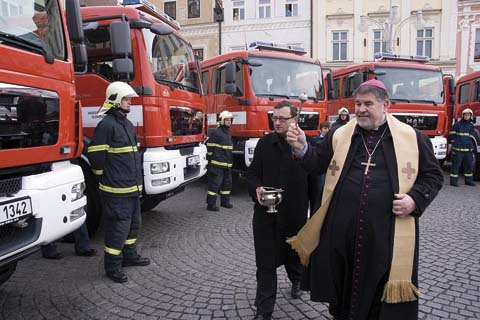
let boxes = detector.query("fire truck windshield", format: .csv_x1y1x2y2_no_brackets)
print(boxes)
0,0,66,61
250,57,323,100
375,67,444,105
143,30,200,94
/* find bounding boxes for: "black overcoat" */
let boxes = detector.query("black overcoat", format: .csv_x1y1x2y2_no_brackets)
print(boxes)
247,133,310,268
300,124,443,320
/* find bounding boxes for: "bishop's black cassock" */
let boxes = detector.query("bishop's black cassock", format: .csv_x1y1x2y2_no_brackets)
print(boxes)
300,122,443,320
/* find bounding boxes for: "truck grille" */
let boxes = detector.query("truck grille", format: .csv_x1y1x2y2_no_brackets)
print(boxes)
0,216,41,257
392,114,438,131
0,177,22,196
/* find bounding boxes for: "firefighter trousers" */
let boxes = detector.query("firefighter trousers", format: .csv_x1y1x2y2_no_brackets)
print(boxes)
450,151,474,183
101,195,141,272
206,166,232,206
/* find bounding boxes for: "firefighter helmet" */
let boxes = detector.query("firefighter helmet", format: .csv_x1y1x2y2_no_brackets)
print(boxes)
219,110,234,122
338,107,349,115
462,108,473,115
98,81,138,115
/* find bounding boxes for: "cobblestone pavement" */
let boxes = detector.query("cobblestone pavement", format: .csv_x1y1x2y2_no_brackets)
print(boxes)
0,172,479,320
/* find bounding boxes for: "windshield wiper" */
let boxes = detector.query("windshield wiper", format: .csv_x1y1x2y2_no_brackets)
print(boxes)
257,93,291,100
410,99,438,106
390,98,411,104
155,78,187,91
0,31,54,64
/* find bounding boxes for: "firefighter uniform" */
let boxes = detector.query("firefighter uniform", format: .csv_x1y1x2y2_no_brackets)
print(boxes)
206,113,233,211
87,81,149,283
449,110,476,186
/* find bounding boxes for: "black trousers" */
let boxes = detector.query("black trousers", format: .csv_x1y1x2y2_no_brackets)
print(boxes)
206,166,232,206
255,249,303,314
101,195,141,272
450,151,474,183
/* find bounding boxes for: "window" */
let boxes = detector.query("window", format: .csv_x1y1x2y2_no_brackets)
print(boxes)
213,62,243,96
332,31,348,61
164,1,176,20
416,28,433,58
188,0,200,19
285,1,298,17
472,82,480,102
475,28,480,60
201,71,209,95
331,79,340,100
259,0,271,19
458,83,470,104
342,75,357,98
193,48,204,61
373,30,386,54
233,1,245,21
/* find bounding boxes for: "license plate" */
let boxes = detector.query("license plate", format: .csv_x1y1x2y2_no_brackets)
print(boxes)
187,155,200,167
0,197,33,226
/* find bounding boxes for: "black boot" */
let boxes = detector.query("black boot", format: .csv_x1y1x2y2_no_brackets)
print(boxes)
466,181,476,186
122,255,151,267
106,270,128,283
291,281,302,299
253,312,272,320
207,204,219,211
450,178,459,187
221,202,233,209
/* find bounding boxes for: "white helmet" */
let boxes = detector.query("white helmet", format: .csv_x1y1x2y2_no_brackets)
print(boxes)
462,108,473,115
218,110,234,122
98,81,138,115
338,107,349,115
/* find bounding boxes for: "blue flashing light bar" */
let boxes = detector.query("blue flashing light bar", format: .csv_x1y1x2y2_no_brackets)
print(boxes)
248,41,306,55
374,52,429,63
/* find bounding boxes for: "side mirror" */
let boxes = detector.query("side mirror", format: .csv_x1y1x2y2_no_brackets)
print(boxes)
352,72,363,90
65,0,84,43
326,73,337,100
448,78,455,95
450,94,456,104
247,59,263,67
224,61,236,95
110,21,131,56
112,58,134,81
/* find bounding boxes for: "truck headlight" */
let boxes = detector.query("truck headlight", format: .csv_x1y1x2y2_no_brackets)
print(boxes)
71,182,85,202
151,162,170,174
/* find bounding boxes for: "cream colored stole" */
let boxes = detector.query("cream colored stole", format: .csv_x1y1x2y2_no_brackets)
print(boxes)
287,113,420,303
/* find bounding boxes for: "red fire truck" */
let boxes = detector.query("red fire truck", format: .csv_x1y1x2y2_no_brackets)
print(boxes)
200,42,332,172
0,0,87,284
327,53,455,163
452,71,480,180
75,1,207,231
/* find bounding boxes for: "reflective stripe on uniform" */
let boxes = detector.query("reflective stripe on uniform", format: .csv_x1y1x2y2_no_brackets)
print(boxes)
104,246,121,255
92,169,103,175
125,238,137,245
220,190,231,195
109,146,138,153
206,142,233,150
210,160,233,167
464,173,473,177
99,183,143,194
452,147,472,152
450,173,459,177
208,191,217,195
88,144,109,152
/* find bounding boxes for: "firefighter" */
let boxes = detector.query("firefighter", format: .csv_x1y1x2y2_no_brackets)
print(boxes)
449,108,476,187
332,107,350,129
87,81,150,283
206,110,234,211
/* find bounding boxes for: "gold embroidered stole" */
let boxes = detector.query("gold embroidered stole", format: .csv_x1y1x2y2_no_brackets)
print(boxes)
287,113,420,303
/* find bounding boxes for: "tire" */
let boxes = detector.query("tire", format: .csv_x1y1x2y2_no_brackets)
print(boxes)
79,162,102,235
140,195,164,212
0,262,17,286
474,152,480,181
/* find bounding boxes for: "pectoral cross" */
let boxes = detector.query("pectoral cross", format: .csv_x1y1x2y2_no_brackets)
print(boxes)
361,156,376,175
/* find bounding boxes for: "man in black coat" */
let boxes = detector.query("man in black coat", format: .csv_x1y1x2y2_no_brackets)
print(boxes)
247,101,310,320
286,80,443,320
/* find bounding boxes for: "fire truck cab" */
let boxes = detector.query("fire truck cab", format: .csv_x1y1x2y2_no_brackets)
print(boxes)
75,0,207,231
328,53,455,161
453,71,480,180
200,41,331,172
0,0,87,285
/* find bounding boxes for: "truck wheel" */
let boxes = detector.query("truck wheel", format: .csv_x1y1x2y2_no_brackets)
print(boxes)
80,163,102,235
141,195,164,212
474,153,480,181
0,262,17,286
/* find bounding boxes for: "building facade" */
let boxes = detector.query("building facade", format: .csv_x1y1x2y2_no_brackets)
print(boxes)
314,0,457,73
456,0,480,77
